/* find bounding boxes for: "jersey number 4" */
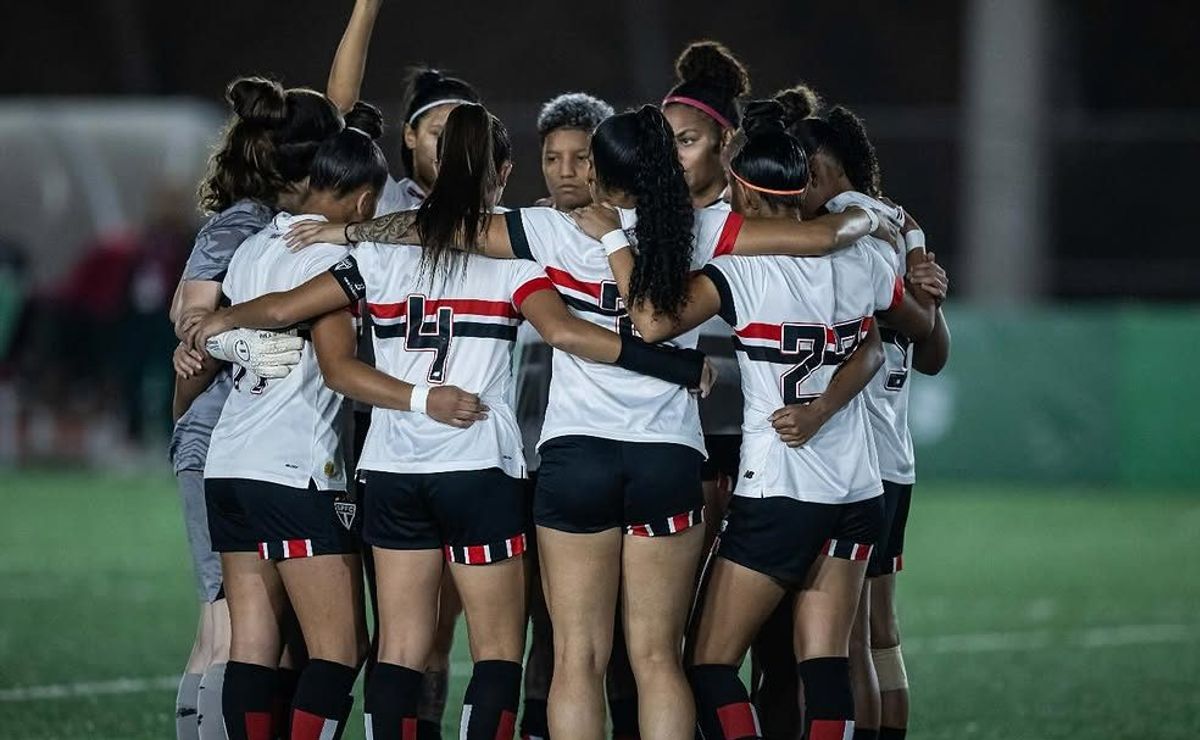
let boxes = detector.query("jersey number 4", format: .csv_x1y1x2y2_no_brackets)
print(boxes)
779,318,868,405
404,295,453,384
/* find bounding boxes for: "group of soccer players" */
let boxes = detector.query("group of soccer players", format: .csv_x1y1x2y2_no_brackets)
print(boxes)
166,1,951,739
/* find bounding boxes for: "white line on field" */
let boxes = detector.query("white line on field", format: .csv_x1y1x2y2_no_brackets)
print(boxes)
1,623,1195,702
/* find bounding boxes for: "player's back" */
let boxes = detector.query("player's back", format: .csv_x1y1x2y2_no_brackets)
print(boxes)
352,242,549,479
704,238,900,504
204,213,349,490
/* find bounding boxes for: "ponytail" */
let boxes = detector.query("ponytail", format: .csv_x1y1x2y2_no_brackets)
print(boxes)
414,103,510,280
592,106,694,319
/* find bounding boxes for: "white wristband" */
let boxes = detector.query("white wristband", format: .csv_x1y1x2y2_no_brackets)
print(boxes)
600,229,631,256
409,386,430,415
905,229,926,253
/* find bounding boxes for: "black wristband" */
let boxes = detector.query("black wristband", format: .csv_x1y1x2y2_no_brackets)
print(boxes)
344,221,360,246
615,334,705,389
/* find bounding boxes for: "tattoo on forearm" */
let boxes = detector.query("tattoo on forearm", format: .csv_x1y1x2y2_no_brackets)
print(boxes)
349,210,419,245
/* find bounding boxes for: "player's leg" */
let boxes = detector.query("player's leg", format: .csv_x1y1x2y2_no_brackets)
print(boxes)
273,608,309,739
360,472,445,738
689,494,803,740
521,533,554,740
418,573,460,738
749,598,801,740
197,598,232,740
221,552,288,740
437,468,530,740
792,497,884,740
870,482,913,740
619,441,706,740
533,436,625,740
849,581,880,740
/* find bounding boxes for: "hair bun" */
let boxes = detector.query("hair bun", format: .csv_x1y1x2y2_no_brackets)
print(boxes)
675,41,751,98
226,76,287,127
774,83,823,127
741,99,786,136
344,100,385,140
412,68,446,94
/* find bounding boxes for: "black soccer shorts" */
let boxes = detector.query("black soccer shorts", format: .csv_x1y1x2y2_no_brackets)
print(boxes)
716,493,884,589
867,480,913,578
533,435,704,536
205,478,360,560
361,467,530,565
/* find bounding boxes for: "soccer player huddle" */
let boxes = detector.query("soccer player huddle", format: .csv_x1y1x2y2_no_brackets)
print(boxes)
166,2,950,739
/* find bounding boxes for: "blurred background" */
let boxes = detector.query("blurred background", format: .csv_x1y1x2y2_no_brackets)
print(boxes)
1,1,1197,738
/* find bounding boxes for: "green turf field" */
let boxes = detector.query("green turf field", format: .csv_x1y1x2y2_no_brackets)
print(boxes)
1,470,1198,739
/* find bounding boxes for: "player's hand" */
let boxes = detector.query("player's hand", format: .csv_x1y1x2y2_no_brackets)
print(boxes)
426,386,490,428
907,252,948,305
286,220,349,250
769,399,832,448
173,342,207,379
867,208,904,254
175,306,211,341
185,309,234,353
696,356,719,399
206,329,304,379
569,203,621,240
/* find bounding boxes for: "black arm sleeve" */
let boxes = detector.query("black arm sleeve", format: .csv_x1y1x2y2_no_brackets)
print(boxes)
700,264,737,326
505,210,535,261
615,334,705,389
328,256,367,302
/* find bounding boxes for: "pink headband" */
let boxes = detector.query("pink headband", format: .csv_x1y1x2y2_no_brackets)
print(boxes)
662,95,734,130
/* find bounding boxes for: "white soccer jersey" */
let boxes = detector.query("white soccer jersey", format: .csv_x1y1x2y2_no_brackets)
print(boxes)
506,206,743,454
376,175,426,216
824,192,916,484
204,213,349,490
330,242,552,479
702,236,903,504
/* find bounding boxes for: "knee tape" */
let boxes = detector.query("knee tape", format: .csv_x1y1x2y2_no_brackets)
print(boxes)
871,645,908,692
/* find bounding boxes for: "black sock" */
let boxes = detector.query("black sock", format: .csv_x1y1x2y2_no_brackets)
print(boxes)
520,698,549,740
271,667,302,739
222,661,276,740
365,662,424,738
461,660,522,740
417,719,442,739
797,657,855,740
289,659,359,740
878,728,906,740
853,729,879,740
688,664,761,739
608,695,640,740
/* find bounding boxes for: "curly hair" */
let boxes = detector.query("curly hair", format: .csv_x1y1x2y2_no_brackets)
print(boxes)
774,82,824,129
591,105,695,319
795,105,882,198
198,76,342,214
664,40,751,130
536,92,614,139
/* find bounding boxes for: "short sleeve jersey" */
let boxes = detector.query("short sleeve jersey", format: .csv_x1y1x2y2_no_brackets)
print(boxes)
203,213,350,490
170,199,274,473
825,192,916,484
504,206,743,454
329,242,552,479
701,234,902,504
375,176,426,216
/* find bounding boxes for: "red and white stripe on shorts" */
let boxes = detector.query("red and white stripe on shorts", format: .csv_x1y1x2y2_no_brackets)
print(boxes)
625,506,705,537
444,532,528,565
258,538,314,560
822,538,873,562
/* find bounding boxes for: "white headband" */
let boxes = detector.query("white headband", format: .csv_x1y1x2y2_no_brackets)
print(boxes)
346,126,371,138
407,98,474,126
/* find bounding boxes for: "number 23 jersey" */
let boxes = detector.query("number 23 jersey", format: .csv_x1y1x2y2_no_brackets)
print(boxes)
331,243,552,479
702,241,902,504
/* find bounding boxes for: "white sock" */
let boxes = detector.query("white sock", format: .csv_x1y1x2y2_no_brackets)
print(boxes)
197,662,229,740
176,672,203,740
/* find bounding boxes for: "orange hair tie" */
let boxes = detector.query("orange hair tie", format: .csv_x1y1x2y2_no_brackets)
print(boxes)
730,170,806,197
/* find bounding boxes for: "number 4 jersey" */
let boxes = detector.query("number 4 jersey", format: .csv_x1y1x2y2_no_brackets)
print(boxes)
330,242,552,480
701,238,903,504
205,213,350,490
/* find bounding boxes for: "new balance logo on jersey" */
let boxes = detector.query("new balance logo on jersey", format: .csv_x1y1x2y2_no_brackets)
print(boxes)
334,502,357,530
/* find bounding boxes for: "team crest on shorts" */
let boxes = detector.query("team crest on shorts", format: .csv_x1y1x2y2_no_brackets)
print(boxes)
334,501,357,530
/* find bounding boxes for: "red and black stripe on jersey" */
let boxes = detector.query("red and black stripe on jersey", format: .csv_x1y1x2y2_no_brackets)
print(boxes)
368,296,524,342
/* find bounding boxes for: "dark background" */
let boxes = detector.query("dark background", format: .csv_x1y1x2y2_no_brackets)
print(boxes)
8,0,1198,300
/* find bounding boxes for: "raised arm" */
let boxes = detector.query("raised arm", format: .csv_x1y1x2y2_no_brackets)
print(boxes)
285,210,518,259
184,271,353,351
769,323,885,447
520,287,707,390
311,308,489,427
326,0,383,113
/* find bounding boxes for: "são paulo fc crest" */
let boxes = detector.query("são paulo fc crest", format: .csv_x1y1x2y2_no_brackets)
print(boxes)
334,501,357,530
